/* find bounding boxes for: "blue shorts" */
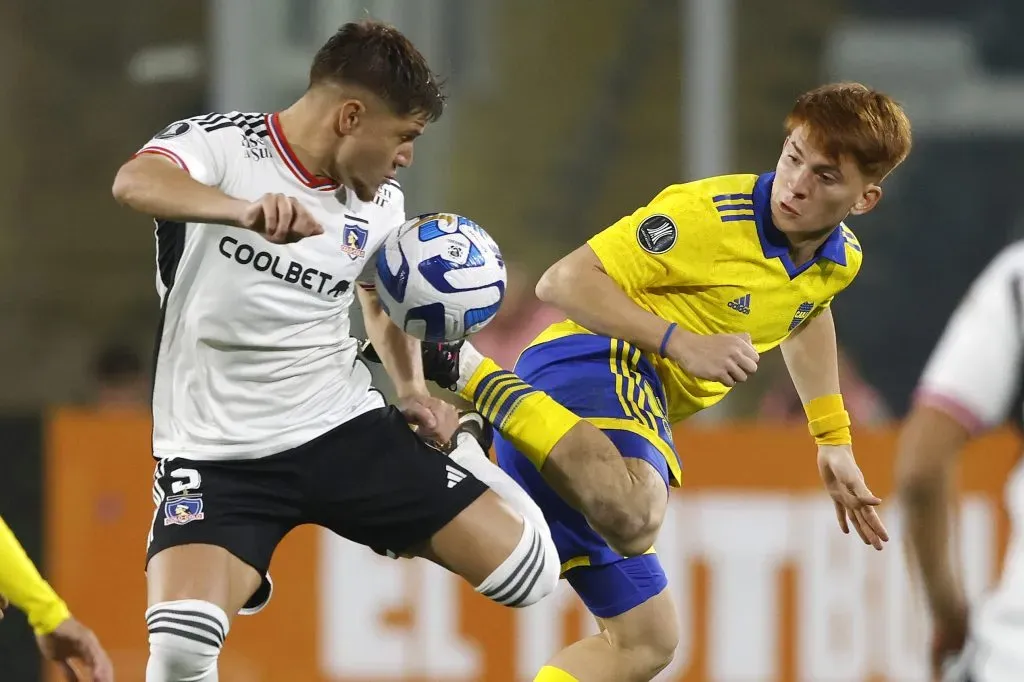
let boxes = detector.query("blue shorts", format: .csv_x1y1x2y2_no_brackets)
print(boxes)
494,333,677,618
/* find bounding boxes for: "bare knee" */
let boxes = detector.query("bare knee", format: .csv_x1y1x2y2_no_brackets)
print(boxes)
619,636,677,680
604,592,679,680
421,492,560,607
584,459,668,557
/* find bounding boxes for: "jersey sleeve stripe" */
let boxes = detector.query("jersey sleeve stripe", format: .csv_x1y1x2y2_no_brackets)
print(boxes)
913,388,987,433
135,147,190,173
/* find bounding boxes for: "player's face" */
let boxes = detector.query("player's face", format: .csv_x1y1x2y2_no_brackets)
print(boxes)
771,125,882,237
334,98,427,202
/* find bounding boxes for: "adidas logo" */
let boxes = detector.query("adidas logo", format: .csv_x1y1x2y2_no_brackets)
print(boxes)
445,464,466,489
727,293,751,315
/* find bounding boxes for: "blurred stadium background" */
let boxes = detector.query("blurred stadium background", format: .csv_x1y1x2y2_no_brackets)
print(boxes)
1,0,1023,680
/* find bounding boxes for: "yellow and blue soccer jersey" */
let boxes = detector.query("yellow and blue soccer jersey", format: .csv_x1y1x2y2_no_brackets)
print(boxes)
553,171,862,425
493,171,863,611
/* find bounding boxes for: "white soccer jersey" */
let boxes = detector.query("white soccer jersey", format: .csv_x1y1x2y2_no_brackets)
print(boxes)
915,240,1024,682
916,240,1024,433
137,112,404,461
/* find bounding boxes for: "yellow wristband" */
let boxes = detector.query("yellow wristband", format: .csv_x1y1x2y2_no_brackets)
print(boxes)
803,394,853,445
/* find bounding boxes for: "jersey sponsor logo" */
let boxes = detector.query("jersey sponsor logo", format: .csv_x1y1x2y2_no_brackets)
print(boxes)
218,235,351,297
163,494,204,526
341,224,369,260
636,214,677,254
241,135,272,161
154,121,191,140
788,301,815,331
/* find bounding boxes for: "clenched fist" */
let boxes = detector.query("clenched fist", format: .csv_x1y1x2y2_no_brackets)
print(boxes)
666,328,759,386
238,193,324,244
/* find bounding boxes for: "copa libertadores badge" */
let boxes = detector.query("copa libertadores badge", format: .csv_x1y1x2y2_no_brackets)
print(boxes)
636,214,677,254
155,121,191,140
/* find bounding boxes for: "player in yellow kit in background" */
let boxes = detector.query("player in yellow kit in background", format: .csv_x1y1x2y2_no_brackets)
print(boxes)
0,516,114,680
368,82,914,682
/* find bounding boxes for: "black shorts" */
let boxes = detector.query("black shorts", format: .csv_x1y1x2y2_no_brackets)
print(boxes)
145,406,487,612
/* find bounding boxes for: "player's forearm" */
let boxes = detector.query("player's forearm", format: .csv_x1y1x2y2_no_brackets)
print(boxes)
895,407,970,621
0,517,70,635
536,246,671,353
357,286,429,398
780,308,841,401
112,155,246,226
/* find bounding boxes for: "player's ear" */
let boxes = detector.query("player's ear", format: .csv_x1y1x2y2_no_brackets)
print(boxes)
337,100,366,135
849,184,882,216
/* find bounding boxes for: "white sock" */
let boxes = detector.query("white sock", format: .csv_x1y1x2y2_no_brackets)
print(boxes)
448,433,556,557
456,341,486,392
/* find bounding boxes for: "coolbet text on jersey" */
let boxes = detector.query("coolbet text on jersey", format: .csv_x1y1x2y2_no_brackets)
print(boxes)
138,112,402,461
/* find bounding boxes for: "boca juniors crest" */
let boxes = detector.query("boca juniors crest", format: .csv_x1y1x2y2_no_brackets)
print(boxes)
788,301,815,331
341,224,368,260
163,494,205,526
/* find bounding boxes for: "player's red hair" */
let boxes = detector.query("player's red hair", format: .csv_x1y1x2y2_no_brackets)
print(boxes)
785,82,912,181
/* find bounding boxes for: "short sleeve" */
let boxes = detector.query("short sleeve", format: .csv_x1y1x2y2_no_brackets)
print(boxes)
587,184,713,296
134,117,227,187
358,180,407,289
915,242,1024,432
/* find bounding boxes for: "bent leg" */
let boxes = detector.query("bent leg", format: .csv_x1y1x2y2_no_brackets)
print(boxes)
145,545,260,682
144,456,298,682
457,343,673,556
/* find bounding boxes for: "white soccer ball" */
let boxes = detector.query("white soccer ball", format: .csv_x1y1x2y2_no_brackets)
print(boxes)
374,212,507,342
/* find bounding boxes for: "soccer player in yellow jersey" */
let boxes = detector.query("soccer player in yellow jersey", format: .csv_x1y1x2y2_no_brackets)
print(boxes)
0,516,114,680
367,82,912,681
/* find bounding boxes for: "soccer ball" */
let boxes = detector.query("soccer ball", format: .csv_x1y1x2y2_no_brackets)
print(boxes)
374,212,507,342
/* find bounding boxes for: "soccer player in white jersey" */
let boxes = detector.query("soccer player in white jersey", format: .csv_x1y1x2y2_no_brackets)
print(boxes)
112,20,559,682
897,240,1024,682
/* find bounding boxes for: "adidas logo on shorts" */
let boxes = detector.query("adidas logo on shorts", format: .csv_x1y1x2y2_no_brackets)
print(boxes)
445,464,466,488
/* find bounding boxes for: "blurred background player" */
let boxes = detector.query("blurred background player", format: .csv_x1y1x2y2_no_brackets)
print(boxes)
90,342,148,409
380,82,913,682
897,240,1024,682
112,20,558,682
0,516,114,681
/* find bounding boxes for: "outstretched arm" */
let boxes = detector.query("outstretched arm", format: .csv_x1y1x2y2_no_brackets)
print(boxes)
781,308,888,549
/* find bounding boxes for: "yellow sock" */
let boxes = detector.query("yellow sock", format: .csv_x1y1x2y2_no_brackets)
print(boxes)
460,357,581,469
534,665,580,682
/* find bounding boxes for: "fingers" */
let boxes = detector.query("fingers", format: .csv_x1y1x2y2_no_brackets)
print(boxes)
292,201,324,239
859,505,890,544
260,194,283,242
833,500,849,534
850,480,883,506
400,404,436,430
721,334,760,384
848,508,872,546
59,661,81,682
276,194,295,235
257,194,324,244
833,493,889,550
90,645,116,682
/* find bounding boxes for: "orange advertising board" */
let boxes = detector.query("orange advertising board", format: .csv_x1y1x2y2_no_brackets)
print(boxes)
46,410,1020,681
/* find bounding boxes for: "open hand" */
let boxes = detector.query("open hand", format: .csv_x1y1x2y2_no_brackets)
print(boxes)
817,444,889,550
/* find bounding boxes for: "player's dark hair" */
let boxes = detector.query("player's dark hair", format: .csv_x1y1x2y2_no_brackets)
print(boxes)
785,82,912,181
309,20,446,122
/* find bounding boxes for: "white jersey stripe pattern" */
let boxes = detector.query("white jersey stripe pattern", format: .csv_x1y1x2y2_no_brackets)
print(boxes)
138,111,405,461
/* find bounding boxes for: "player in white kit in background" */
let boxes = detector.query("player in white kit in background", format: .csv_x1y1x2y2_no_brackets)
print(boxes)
112,20,559,682
897,240,1024,682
